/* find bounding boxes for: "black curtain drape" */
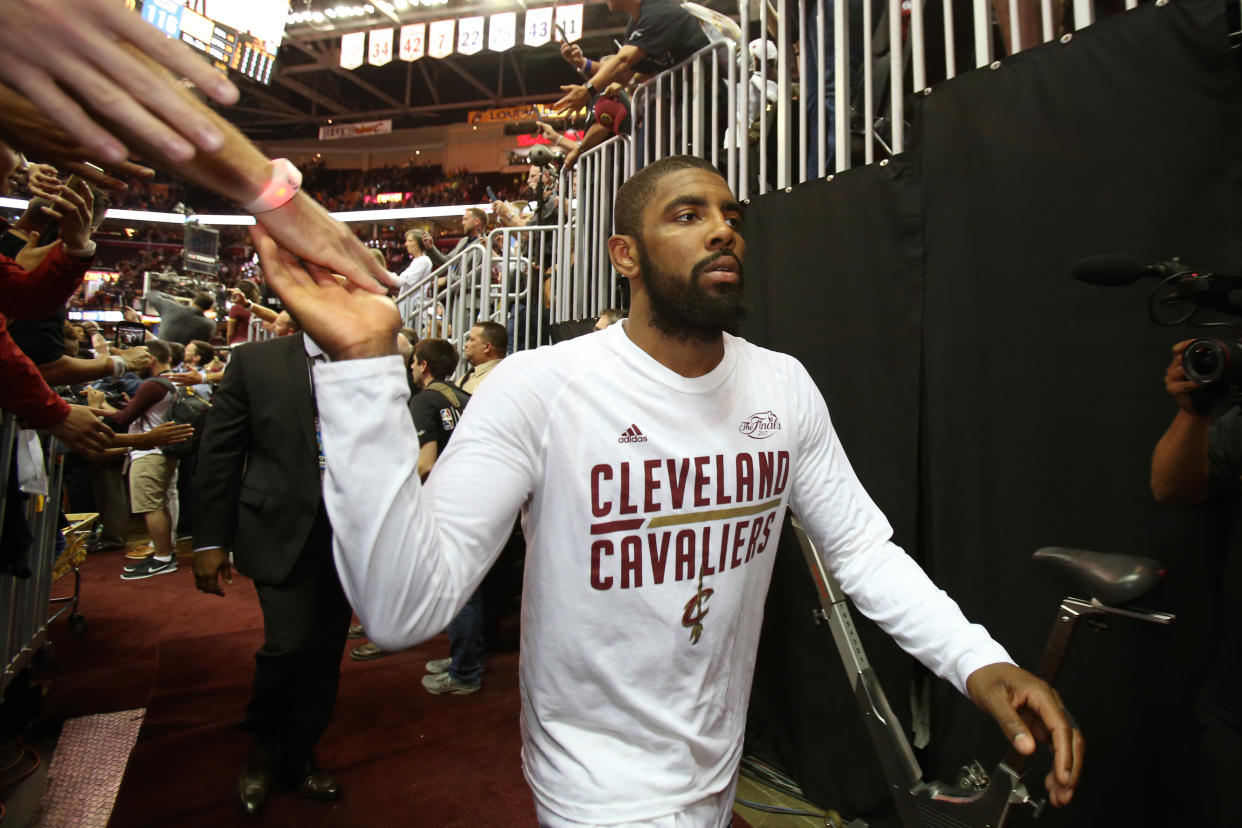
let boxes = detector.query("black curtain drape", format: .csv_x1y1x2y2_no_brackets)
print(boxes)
743,0,1242,825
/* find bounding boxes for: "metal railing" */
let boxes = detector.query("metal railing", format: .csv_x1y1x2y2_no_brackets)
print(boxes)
548,0,1157,317
0,412,69,696
395,225,560,364
247,317,273,343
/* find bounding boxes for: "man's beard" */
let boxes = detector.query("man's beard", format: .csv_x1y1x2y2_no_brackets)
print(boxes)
639,245,747,343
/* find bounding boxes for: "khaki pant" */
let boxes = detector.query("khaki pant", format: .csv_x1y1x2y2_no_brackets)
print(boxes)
129,452,178,514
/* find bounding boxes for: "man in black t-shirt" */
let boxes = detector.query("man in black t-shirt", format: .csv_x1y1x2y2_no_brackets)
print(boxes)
350,338,480,683
551,0,708,116
407,338,471,480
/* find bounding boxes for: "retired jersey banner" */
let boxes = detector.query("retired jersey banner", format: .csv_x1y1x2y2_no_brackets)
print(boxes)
368,27,393,65
488,12,516,52
457,16,484,55
523,6,552,47
340,31,365,69
399,23,426,61
428,19,456,58
554,4,583,42
318,120,393,140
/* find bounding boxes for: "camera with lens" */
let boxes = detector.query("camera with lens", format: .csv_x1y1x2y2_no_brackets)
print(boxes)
1073,254,1242,411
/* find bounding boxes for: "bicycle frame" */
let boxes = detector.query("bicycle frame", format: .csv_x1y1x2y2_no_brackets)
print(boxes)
789,518,1173,828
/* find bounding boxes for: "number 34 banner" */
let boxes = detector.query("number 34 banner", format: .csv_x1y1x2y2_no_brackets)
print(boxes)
346,3,581,65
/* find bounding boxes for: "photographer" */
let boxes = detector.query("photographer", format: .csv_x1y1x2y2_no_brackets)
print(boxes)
1150,338,1242,828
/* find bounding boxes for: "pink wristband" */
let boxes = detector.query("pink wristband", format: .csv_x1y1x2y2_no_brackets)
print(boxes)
243,158,302,214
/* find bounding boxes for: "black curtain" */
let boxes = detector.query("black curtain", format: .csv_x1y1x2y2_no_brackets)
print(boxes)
743,0,1242,825
744,160,923,826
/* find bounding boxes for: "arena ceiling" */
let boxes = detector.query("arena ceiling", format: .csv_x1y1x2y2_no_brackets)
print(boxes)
219,0,735,138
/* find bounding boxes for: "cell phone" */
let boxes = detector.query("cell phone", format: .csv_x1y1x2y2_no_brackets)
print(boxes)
555,23,569,42
114,321,147,348
486,186,498,201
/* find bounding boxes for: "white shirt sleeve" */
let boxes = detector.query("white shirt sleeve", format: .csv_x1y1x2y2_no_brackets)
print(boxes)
786,362,1012,695
311,354,539,650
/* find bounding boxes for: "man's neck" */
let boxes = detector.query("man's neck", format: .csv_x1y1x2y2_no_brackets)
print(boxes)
620,310,724,379
619,0,643,18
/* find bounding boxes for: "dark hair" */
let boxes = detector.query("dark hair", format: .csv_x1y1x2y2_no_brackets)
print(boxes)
473,320,508,356
613,155,723,239
168,341,185,366
189,339,215,363
147,339,173,365
467,207,488,226
237,280,261,303
414,338,459,380
193,292,214,311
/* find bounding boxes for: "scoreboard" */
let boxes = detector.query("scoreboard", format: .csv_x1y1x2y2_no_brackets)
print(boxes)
139,0,278,85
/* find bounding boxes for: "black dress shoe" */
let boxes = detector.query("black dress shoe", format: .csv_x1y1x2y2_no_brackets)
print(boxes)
280,759,342,802
237,767,273,816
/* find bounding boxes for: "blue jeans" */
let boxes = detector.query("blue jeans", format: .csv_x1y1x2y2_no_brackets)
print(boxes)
447,589,484,685
804,0,867,179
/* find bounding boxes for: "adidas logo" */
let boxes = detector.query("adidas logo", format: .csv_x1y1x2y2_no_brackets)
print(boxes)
617,424,649,444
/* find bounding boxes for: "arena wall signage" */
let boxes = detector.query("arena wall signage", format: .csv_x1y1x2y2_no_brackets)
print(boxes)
318,120,394,140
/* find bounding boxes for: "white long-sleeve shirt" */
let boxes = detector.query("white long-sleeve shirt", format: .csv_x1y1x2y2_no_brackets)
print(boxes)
312,322,1012,826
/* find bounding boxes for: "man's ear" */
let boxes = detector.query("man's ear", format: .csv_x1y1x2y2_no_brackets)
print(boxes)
608,234,641,279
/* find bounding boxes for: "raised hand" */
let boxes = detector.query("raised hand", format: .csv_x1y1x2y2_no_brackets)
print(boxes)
560,41,586,70
44,178,95,250
0,0,239,164
119,346,152,372
49,404,113,454
966,662,1084,807
142,421,194,448
250,225,401,361
255,192,395,295
0,83,155,191
553,84,591,114
166,369,203,386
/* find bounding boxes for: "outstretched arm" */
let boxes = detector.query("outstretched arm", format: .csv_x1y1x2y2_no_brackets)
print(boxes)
253,227,536,649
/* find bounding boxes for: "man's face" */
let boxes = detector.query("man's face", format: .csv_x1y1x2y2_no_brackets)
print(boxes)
185,343,200,366
633,168,747,341
462,211,479,234
0,142,21,197
272,311,292,336
594,315,611,332
463,326,488,365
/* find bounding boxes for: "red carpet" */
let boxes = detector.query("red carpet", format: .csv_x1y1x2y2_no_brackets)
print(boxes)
35,549,755,827
36,549,534,827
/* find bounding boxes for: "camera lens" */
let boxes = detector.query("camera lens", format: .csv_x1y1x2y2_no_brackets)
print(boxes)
1185,339,1228,384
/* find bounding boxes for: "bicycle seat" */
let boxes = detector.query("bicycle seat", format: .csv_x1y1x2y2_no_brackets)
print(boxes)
1032,547,1166,606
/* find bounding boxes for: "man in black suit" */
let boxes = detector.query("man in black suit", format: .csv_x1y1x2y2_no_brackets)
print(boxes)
192,329,349,816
